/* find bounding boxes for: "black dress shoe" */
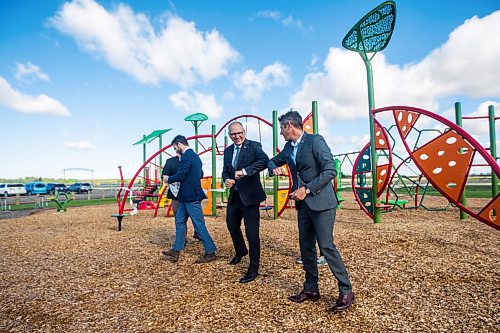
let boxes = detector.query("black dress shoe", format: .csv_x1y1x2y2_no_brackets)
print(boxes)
239,272,258,283
228,254,246,265
328,292,355,312
228,252,248,265
288,290,320,303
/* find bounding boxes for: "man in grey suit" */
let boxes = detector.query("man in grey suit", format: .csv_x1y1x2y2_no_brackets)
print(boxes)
268,110,354,313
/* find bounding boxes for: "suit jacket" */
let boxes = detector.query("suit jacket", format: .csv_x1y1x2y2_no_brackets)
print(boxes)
222,139,269,207
161,156,179,200
268,132,338,211
168,148,207,203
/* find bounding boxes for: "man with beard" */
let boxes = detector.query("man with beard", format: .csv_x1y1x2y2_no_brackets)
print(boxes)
161,135,217,264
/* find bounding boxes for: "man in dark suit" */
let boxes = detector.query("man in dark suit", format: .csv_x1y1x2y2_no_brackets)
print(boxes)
161,135,217,264
268,110,354,313
222,122,269,283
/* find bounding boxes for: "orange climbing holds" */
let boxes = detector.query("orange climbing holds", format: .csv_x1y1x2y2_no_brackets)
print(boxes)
411,130,474,202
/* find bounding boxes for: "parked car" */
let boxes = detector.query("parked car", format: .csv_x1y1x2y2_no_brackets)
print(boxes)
46,183,69,194
0,183,27,197
69,182,92,194
25,182,48,195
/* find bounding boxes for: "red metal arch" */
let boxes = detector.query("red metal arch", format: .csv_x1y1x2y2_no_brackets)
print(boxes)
351,118,393,219
117,134,212,216
374,105,500,230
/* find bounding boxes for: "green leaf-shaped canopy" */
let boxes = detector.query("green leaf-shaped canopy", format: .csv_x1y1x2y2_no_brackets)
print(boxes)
184,113,208,122
342,1,396,53
133,129,172,145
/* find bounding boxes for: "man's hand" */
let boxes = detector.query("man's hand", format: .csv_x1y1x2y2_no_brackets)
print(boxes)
225,179,235,189
235,170,245,179
290,186,307,201
162,175,169,185
271,166,286,176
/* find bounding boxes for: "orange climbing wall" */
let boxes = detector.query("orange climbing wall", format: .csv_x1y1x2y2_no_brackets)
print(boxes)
411,130,474,202
393,109,421,139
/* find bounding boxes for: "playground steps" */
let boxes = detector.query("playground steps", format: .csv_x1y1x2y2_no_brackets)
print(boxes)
134,185,159,201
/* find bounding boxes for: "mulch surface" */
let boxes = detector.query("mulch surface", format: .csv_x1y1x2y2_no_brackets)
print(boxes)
0,193,498,332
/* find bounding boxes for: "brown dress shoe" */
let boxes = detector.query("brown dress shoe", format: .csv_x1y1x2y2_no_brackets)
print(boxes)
195,252,217,264
288,290,320,303
161,249,179,263
329,292,355,312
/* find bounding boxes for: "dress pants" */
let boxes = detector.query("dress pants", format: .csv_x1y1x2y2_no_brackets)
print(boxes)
297,202,352,294
226,191,260,273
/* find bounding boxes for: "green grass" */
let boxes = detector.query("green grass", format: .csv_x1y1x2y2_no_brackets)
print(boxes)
423,187,494,198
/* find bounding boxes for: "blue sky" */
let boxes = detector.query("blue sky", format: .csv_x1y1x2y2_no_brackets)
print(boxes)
1,0,499,179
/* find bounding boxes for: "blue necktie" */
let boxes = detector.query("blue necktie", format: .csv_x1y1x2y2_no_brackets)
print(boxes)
232,146,240,168
291,144,297,164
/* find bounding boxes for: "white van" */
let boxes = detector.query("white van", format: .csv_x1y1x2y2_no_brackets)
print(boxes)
0,183,27,196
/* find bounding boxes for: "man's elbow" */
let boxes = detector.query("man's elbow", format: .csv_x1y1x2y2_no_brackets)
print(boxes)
325,169,336,181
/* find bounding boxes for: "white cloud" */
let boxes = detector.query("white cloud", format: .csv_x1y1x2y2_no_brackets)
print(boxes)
49,0,239,87
256,11,310,31
234,62,290,101
256,10,280,21
15,62,51,83
169,90,223,119
307,54,320,72
65,140,94,150
0,76,70,116
291,11,500,121
282,15,304,30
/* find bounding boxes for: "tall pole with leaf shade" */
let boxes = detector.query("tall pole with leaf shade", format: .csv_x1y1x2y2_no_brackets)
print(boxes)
342,1,396,223
184,113,209,153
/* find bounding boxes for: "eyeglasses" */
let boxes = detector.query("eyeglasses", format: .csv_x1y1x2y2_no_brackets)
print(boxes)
229,131,244,137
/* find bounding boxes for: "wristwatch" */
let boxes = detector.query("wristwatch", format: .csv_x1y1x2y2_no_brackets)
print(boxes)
305,186,311,195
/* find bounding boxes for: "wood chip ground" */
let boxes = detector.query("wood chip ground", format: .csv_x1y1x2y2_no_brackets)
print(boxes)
0,193,498,332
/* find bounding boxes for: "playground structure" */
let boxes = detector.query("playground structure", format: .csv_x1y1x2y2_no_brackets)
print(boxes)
114,102,498,231
340,1,499,229
48,191,73,212
112,109,319,230
342,0,396,223
113,0,498,232
348,103,499,214
351,105,499,230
